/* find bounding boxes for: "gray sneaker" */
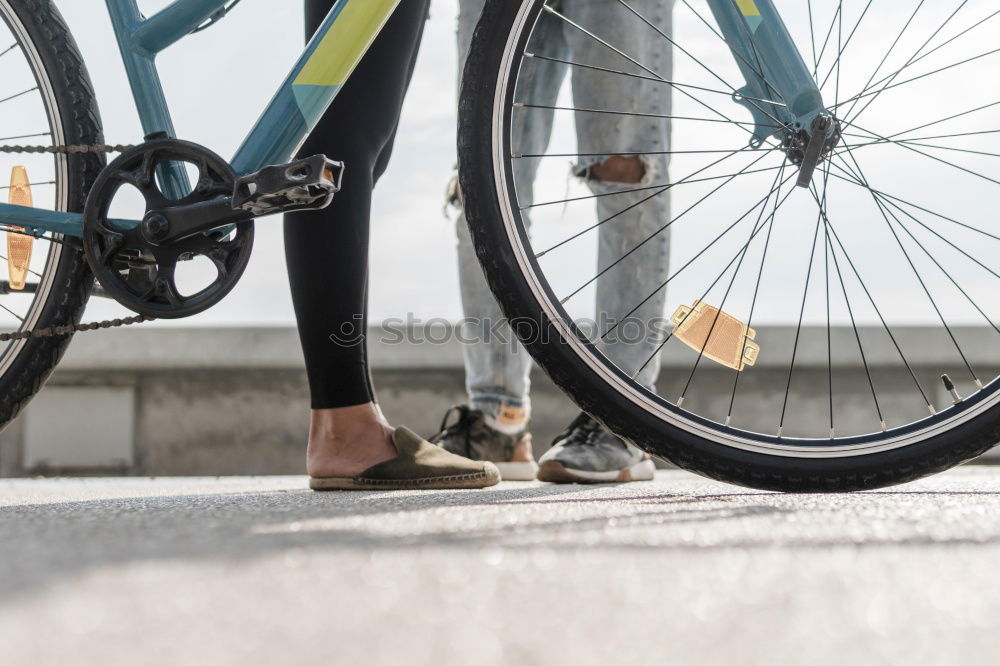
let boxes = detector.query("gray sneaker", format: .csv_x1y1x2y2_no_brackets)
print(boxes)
537,413,655,483
430,405,538,481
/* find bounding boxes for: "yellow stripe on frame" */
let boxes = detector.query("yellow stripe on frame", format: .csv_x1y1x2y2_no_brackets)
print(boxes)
294,0,400,87
735,0,761,17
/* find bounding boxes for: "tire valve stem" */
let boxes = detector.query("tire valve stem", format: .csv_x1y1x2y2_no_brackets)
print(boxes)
942,374,962,405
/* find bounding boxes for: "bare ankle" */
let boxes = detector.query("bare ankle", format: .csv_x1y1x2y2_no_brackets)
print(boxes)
306,403,397,478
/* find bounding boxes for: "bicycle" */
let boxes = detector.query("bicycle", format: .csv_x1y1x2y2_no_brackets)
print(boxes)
0,0,996,491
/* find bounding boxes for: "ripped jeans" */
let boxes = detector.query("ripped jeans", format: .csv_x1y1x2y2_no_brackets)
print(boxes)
455,0,674,421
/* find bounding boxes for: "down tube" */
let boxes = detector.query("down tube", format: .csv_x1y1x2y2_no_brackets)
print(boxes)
230,0,401,175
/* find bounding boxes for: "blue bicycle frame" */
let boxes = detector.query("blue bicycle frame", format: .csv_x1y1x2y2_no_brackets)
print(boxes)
0,0,399,237
0,0,826,239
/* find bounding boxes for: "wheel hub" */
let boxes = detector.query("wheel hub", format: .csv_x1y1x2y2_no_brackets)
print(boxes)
783,114,842,187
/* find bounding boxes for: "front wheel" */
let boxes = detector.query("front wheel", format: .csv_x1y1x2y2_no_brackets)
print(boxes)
460,0,1000,491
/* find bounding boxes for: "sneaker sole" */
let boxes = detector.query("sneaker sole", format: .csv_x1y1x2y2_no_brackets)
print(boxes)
494,460,539,481
536,458,656,484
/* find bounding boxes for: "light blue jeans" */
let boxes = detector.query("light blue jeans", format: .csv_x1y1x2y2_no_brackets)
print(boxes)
456,0,674,419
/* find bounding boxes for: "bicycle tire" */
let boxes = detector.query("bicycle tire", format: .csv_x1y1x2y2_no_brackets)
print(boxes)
458,0,1000,492
0,0,103,434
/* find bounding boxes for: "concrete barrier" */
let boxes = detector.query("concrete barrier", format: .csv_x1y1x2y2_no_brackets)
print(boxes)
1,324,998,476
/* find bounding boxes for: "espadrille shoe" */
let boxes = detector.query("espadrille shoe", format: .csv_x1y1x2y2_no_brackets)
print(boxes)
310,426,501,490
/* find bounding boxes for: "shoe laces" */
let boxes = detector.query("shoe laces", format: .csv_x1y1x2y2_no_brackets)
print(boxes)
554,412,618,448
430,404,477,457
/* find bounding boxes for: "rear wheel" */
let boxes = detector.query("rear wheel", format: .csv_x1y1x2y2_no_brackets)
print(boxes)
0,0,104,430
460,0,1000,491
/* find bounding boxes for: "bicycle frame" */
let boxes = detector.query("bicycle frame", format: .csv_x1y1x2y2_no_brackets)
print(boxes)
0,0,823,239
0,0,399,237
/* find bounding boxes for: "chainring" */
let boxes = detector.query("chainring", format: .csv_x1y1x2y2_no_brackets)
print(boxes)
82,139,254,319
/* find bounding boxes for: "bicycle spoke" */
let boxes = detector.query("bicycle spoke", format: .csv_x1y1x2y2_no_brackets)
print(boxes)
818,0,872,92
527,145,761,213
835,147,980,385
848,121,1000,188
0,86,38,106
883,196,1000,340
833,166,1000,283
523,53,783,109
826,162,1000,275
0,180,55,190
535,163,788,257
0,131,50,142
0,252,43,280
815,193,935,415
537,5,788,138
516,148,772,159
621,173,799,378
821,165,834,437
832,2,843,108
678,162,790,409
725,164,788,427
839,0,927,121
842,0,970,124
822,205,886,432
867,100,1000,142
844,5,1000,117
616,0,788,126
884,141,1000,159
777,194,823,437
603,167,796,342
514,103,781,130
813,2,842,81
842,46,1000,122
526,162,786,214
0,299,24,322
882,128,1000,144
807,0,818,73
560,149,777,304
839,135,1000,160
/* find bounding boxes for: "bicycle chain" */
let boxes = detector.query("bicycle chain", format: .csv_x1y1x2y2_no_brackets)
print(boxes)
0,141,158,341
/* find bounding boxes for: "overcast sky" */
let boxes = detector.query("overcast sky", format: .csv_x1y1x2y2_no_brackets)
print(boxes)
13,1,999,330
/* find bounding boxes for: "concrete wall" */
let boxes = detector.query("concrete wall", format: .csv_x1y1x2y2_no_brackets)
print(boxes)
1,325,998,476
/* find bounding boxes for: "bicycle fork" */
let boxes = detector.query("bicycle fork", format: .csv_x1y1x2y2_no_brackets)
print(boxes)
706,0,838,187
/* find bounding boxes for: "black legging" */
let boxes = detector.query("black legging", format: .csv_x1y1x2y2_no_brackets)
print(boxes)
285,0,430,409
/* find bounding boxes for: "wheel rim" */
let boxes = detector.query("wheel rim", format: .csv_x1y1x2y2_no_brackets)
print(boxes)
0,0,71,374
490,0,1000,456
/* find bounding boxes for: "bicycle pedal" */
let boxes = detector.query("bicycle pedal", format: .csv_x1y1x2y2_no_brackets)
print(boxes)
6,166,34,291
232,155,344,217
670,300,760,371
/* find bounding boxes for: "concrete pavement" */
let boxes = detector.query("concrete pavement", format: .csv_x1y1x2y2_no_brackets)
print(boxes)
3,469,1000,665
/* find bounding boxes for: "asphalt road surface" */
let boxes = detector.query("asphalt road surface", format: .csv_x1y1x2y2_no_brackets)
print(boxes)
3,469,1000,665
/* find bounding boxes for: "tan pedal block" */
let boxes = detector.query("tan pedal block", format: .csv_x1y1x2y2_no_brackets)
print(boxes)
6,166,34,291
670,300,760,371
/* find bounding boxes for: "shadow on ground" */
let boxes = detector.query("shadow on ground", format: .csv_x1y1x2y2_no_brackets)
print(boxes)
4,471,1000,603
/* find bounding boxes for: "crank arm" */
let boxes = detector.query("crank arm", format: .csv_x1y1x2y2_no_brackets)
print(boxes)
143,197,252,245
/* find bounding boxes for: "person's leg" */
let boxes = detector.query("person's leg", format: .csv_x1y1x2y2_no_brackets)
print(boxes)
436,2,569,478
452,0,566,430
567,0,674,390
537,0,673,483
286,0,434,479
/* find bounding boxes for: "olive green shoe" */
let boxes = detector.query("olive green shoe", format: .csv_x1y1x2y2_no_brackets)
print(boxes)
310,426,501,491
